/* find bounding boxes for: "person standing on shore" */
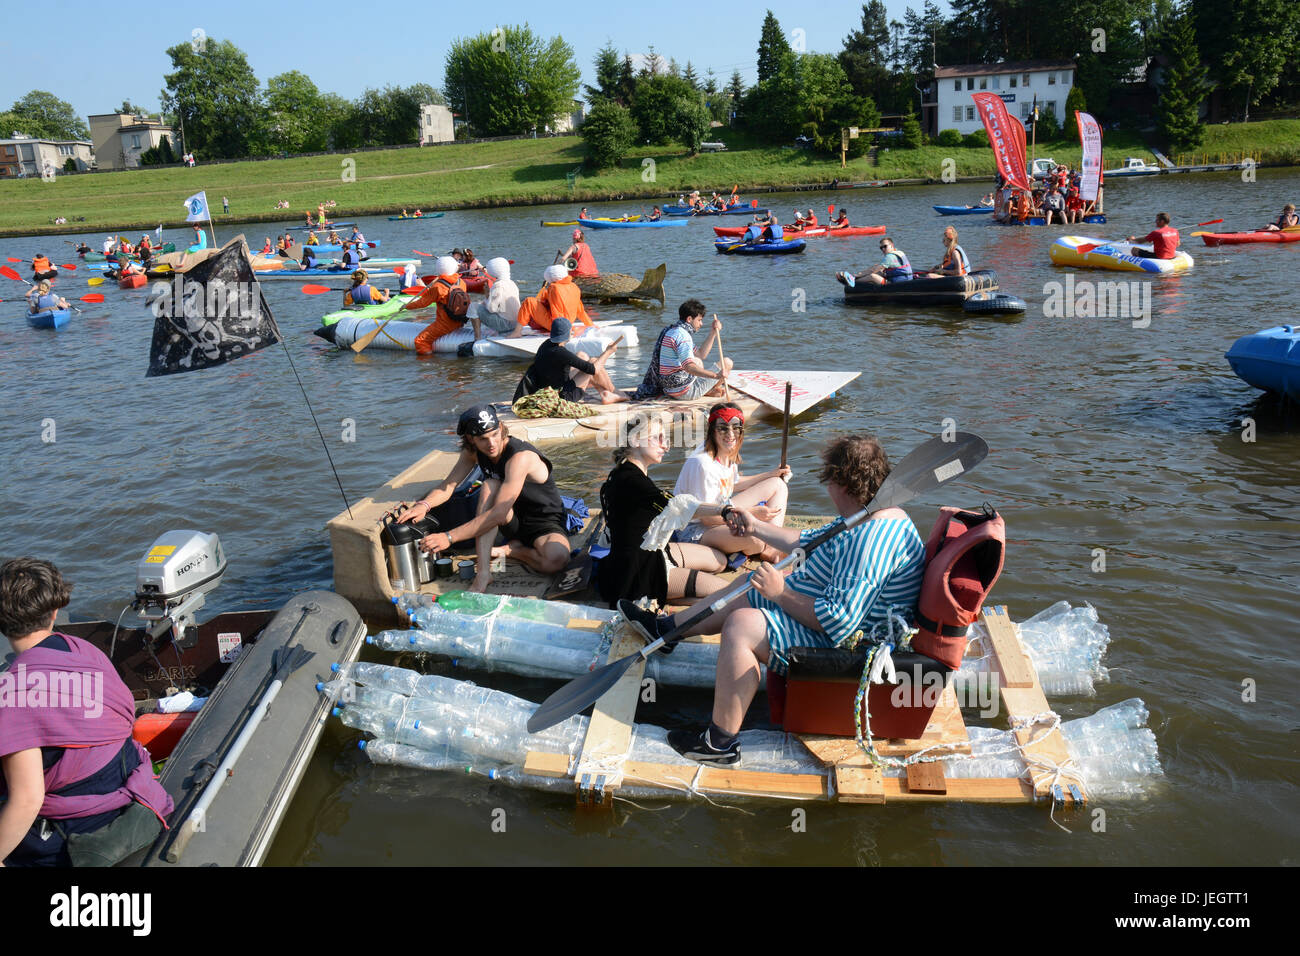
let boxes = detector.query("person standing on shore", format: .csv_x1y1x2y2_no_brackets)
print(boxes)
222,196,229,215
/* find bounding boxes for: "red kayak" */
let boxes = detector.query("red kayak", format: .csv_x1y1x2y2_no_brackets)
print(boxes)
1200,229,1300,246
418,271,492,293
712,224,885,239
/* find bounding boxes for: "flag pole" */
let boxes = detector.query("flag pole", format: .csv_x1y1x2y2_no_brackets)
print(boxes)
205,191,217,249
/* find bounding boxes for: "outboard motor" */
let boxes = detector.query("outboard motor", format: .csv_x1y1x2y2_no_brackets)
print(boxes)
132,529,227,650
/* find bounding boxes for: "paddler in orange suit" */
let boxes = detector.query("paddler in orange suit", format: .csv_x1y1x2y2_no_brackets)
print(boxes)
560,229,598,277
408,255,469,354
510,265,593,337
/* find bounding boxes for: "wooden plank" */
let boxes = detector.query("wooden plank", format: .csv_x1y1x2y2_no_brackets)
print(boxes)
883,776,1033,804
524,751,571,778
572,623,645,791
906,762,947,794
834,766,885,804
622,760,828,799
981,605,1035,689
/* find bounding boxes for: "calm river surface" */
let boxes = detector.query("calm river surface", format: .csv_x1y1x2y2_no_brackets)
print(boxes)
3,169,1297,865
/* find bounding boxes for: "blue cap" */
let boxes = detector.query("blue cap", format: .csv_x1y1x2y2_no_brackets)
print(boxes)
549,317,572,342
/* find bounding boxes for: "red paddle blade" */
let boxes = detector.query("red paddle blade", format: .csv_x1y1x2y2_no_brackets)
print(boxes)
60,263,77,270
80,293,106,303
6,257,24,263
392,268,405,275
300,284,333,295
413,250,432,257
1,265,22,281
1196,218,1223,227
750,199,757,208
1075,243,1100,255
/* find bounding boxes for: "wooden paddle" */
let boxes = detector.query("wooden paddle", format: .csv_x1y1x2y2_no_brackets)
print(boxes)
779,380,792,481
351,317,397,353
713,315,730,400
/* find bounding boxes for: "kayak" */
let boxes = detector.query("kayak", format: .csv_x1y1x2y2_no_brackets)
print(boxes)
839,269,999,306
320,296,409,326
27,308,71,329
298,241,382,253
1225,326,1300,402
715,224,828,238
1049,236,1194,274
289,221,356,230
825,225,889,238
542,216,641,226
119,273,148,289
714,237,806,254
315,315,637,357
84,243,176,261
934,205,994,216
1199,229,1300,246
387,213,445,221
577,217,687,229
255,265,407,279
665,204,768,217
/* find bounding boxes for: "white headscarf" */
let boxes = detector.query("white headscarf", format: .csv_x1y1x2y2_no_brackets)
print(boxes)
485,257,511,281
485,258,521,322
435,255,459,276
543,264,568,283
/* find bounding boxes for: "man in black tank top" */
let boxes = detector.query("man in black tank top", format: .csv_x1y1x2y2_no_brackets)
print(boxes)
394,405,570,592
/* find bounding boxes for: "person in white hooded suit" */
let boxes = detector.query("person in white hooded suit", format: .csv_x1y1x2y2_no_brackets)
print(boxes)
478,257,520,335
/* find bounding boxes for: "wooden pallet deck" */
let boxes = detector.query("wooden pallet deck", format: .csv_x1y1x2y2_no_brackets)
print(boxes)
523,606,1086,807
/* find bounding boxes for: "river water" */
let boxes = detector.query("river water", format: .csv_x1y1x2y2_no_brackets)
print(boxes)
3,169,1297,866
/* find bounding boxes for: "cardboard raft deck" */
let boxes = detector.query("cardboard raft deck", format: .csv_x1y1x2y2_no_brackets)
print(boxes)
522,606,1086,807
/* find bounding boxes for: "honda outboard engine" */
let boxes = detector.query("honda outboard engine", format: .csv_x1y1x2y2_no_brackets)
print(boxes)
132,530,227,647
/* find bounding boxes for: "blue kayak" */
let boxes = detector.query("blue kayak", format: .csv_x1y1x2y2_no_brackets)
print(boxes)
997,214,1107,227
298,240,382,253
1226,326,1300,402
714,237,806,255
28,308,70,329
577,218,688,229
666,205,770,217
934,205,994,216
289,221,357,230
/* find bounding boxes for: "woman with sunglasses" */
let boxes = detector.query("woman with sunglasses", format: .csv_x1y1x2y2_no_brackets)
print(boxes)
597,412,731,609
672,404,790,562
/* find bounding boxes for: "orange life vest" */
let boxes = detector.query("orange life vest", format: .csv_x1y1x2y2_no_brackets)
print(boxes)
32,256,52,273
911,506,1006,669
569,243,598,277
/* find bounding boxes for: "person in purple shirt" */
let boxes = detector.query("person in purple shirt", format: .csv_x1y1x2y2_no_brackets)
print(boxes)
0,558,173,866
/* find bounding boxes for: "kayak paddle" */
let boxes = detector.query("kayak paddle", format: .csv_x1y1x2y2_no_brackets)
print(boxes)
351,318,397,353
413,250,432,257
525,431,990,734
1195,219,1223,227
1,265,23,282
300,284,337,295
87,277,105,286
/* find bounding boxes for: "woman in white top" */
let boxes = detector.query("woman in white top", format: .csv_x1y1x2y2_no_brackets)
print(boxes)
479,257,520,334
672,403,790,561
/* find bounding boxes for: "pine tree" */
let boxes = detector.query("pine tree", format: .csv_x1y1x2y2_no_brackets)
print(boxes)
1063,85,1087,140
683,61,700,90
642,45,665,77
757,10,791,83
704,68,718,96
1156,7,1207,151
619,55,636,104
728,70,746,102
585,43,624,105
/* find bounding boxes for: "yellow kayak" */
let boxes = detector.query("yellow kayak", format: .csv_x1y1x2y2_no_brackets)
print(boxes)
540,215,642,227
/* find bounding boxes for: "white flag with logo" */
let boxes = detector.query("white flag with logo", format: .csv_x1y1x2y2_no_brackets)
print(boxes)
183,191,209,222
1076,112,1103,202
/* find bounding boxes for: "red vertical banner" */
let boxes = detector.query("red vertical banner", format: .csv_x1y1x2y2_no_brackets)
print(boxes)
972,93,1031,191
1076,111,1103,201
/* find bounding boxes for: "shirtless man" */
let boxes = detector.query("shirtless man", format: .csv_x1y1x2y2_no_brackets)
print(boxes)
395,406,570,592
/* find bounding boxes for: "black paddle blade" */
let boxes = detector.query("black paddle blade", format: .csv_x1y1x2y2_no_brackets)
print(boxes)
526,649,641,733
869,432,988,513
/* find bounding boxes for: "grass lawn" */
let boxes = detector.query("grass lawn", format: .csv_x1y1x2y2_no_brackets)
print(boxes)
2,120,1295,237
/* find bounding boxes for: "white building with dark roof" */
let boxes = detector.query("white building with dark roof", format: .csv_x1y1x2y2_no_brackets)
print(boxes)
923,60,1075,136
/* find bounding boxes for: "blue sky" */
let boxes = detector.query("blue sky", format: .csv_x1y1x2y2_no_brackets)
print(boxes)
2,1,937,122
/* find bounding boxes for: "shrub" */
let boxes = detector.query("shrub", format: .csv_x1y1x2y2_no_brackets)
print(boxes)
936,128,962,147
901,109,922,149
581,100,637,169
962,129,989,148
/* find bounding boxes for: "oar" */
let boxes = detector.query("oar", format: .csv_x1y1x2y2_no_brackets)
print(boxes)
526,431,990,733
713,315,730,400
6,257,76,270
779,381,792,481
87,276,105,286
413,250,432,257
351,318,397,353
1195,219,1223,226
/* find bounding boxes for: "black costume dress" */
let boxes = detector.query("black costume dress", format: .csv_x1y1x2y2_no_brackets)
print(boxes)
596,460,672,608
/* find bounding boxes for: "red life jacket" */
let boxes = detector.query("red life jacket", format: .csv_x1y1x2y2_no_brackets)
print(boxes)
911,505,1006,669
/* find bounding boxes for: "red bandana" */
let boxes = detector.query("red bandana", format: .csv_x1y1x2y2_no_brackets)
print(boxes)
709,407,744,426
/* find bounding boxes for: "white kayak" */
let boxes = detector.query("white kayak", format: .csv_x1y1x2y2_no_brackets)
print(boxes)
317,315,639,357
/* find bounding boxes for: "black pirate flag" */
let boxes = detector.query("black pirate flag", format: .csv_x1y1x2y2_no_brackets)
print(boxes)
146,237,282,377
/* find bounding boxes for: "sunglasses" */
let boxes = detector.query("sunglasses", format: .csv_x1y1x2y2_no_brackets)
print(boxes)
713,422,744,433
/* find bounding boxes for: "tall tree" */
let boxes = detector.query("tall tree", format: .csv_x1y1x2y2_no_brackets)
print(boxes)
161,39,262,158
1157,5,1208,150
6,91,90,140
262,71,324,154
630,74,699,144
728,70,746,103
703,68,719,96
757,10,792,83
586,43,624,104
581,100,637,168
683,61,701,90
840,1,892,103
444,25,580,136
618,55,637,104
118,99,147,116
642,45,665,77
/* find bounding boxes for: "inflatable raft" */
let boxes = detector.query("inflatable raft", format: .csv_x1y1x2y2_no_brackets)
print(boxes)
1049,236,1194,273
934,205,994,216
315,315,637,357
1225,326,1300,402
714,237,806,255
1199,229,1300,246
839,269,999,306
27,308,71,329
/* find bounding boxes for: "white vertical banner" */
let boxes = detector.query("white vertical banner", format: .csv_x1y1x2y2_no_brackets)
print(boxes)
1077,111,1103,201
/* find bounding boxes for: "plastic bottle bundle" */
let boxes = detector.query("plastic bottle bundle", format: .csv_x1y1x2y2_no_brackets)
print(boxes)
957,601,1111,697
436,590,619,627
362,739,579,793
367,617,722,688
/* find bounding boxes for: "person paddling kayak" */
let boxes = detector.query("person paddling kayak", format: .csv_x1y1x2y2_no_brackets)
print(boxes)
344,269,389,306
1127,212,1179,259
1265,204,1298,231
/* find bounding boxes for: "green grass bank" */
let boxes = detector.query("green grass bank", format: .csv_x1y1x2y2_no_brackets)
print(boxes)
2,120,1295,238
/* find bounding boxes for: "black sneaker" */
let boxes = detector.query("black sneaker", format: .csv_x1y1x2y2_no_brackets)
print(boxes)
617,599,675,655
668,726,741,765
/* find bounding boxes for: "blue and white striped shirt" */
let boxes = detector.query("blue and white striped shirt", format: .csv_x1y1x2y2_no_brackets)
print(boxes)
789,516,926,645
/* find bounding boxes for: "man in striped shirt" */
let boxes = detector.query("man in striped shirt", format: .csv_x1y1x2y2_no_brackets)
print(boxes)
634,299,731,401
621,435,926,765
